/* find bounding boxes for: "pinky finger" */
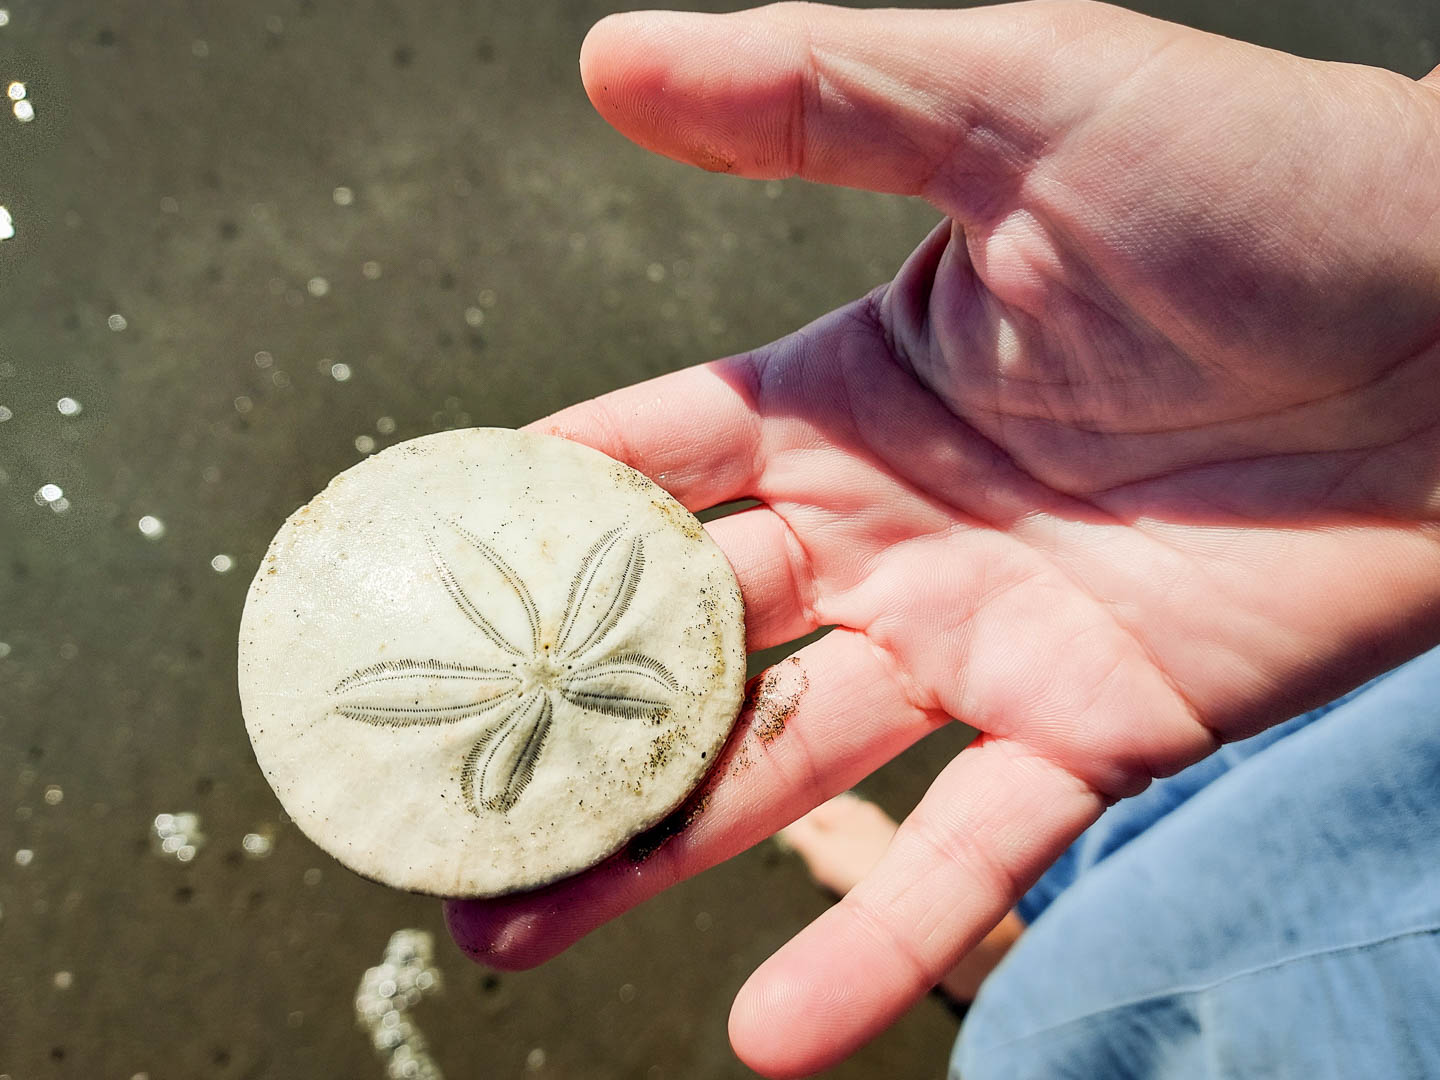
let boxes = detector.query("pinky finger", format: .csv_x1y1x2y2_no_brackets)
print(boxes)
729,736,1106,1079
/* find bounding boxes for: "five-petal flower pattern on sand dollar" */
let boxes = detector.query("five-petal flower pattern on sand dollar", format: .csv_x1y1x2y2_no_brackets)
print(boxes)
331,521,681,814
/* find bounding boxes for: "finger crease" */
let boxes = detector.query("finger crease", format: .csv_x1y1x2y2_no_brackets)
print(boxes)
909,818,1026,926
768,499,822,632
847,891,943,991
790,22,817,180
862,632,949,722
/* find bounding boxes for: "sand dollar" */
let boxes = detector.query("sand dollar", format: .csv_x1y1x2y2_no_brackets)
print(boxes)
238,428,745,897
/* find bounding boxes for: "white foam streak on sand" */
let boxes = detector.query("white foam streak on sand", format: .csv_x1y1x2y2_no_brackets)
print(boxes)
355,929,444,1080
151,812,205,862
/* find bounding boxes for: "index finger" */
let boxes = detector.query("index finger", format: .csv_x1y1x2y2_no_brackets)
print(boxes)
528,355,764,512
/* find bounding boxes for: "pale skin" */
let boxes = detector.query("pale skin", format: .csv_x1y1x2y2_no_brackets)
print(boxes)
778,791,1025,1004
445,3,1440,1076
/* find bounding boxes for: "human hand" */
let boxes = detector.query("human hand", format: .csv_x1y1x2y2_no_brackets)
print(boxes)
447,3,1440,1075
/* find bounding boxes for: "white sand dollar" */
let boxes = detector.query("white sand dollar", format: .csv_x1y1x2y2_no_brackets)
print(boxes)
239,428,745,897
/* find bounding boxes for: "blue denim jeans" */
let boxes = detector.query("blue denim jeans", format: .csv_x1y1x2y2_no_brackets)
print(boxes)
952,648,1440,1079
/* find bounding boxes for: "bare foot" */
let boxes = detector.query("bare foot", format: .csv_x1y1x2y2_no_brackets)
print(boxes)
779,792,1023,1005
778,791,899,895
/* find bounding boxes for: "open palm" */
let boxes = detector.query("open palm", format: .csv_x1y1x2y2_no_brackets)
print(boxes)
447,3,1440,1075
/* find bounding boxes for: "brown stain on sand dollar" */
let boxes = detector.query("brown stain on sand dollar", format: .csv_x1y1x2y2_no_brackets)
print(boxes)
650,497,703,542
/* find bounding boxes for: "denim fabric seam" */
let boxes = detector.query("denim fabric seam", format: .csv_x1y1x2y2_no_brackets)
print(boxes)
976,921,1440,1052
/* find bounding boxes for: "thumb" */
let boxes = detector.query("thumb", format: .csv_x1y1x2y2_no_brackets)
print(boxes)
578,0,1158,203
